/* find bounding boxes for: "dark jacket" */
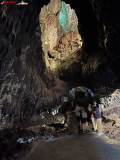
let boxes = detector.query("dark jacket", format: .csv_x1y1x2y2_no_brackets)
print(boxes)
93,106,101,119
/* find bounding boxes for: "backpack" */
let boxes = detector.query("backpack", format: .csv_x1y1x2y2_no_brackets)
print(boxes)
81,111,87,118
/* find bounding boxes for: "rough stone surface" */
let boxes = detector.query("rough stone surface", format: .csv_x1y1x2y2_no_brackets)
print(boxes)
99,89,120,121
64,111,78,134
56,31,82,53
0,0,120,132
100,89,120,109
45,14,58,49
106,128,120,141
98,89,120,140
87,0,120,90
0,2,67,125
39,0,83,72
1,2,120,160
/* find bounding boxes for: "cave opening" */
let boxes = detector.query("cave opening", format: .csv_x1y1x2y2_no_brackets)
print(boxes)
39,0,106,54
39,0,106,88
34,0,103,53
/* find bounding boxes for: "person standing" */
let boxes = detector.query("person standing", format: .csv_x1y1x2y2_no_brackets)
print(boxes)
88,104,97,132
80,107,87,133
92,102,103,135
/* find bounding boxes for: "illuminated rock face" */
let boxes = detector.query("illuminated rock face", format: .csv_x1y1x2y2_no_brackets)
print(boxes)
59,1,68,32
56,31,82,53
45,14,58,49
59,1,78,33
39,0,82,72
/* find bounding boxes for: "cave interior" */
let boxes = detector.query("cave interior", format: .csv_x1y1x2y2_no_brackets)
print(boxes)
0,0,120,138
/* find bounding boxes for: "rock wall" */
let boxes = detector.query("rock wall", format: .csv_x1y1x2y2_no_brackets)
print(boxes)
86,0,120,90
99,89,120,120
100,89,120,139
0,0,120,127
0,2,67,124
90,0,120,58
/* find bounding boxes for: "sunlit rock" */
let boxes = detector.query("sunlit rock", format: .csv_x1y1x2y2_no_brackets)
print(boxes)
45,14,58,49
39,0,83,72
58,1,78,33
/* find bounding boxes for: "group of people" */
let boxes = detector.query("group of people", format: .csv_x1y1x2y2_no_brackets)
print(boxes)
71,101,87,133
71,101,103,136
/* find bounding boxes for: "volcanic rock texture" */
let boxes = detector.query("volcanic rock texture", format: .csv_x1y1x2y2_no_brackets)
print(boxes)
0,1,67,123
0,0,120,125
40,0,82,73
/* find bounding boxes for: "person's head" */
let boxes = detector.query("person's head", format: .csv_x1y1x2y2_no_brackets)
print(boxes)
92,101,97,108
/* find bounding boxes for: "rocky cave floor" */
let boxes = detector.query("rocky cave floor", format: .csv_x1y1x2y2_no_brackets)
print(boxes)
0,114,120,160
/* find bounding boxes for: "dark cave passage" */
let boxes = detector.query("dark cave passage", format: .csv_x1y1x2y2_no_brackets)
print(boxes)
1,1,120,159
65,0,102,53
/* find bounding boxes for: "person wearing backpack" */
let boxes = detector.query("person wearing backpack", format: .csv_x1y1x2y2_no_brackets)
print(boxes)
80,107,87,133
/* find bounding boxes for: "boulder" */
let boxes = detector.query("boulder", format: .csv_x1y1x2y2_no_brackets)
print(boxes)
100,89,120,120
68,86,95,106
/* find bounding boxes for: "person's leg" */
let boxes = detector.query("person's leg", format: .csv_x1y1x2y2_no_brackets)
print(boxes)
91,118,97,131
81,123,84,132
83,123,86,132
82,123,86,132
94,118,98,131
79,120,82,130
97,118,102,133
84,122,86,131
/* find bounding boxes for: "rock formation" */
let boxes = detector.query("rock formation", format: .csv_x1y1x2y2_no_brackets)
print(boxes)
39,0,82,73
0,0,120,136
0,2,120,159
99,89,120,126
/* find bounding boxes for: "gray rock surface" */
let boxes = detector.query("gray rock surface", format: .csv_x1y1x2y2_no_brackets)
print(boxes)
99,89,120,120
